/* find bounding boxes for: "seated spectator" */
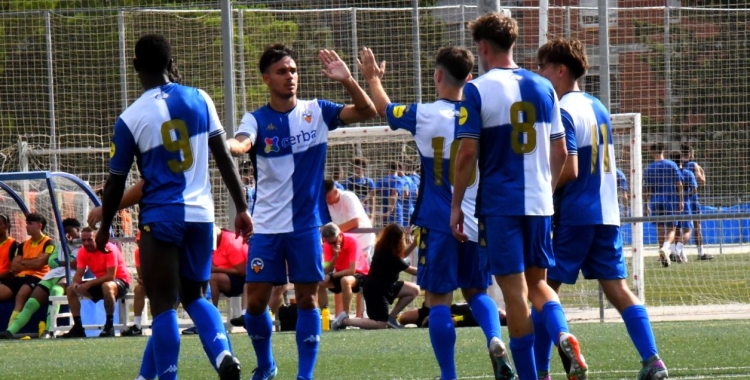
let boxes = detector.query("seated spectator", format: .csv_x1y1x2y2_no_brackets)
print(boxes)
331,223,419,330
325,179,376,261
0,218,81,339
319,223,368,316
121,232,147,337
2,212,54,327
62,227,131,338
398,302,507,328
0,214,20,295
209,227,247,307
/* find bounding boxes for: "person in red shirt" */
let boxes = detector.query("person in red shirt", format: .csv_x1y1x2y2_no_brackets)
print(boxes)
62,227,131,338
209,227,247,307
318,223,368,316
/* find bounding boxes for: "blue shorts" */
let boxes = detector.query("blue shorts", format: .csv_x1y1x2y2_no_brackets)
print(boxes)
676,220,694,230
548,224,627,284
416,228,491,294
478,215,554,276
143,221,215,282
246,227,324,285
651,202,677,227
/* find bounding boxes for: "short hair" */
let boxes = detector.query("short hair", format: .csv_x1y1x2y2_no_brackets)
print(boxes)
435,46,474,85
62,218,81,231
332,165,344,178
323,179,336,193
351,157,369,169
81,226,95,234
680,143,694,155
669,151,682,162
259,44,297,74
389,161,401,171
537,38,589,80
650,142,665,153
0,214,11,230
321,222,340,239
469,13,518,52
135,34,172,75
26,212,46,230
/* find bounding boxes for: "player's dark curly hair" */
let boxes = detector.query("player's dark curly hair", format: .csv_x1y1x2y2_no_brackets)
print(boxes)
537,38,589,80
435,46,474,85
259,44,297,74
323,179,336,193
375,223,408,259
135,34,172,75
469,13,518,52
62,218,81,230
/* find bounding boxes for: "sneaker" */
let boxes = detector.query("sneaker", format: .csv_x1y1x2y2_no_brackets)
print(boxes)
489,337,516,380
230,315,245,327
0,330,14,339
331,311,348,331
40,330,55,339
386,317,404,329
637,356,668,380
182,325,198,335
680,251,688,263
99,325,115,338
121,325,143,337
557,332,588,380
250,366,277,380
61,325,86,339
537,373,551,380
698,254,714,261
659,249,671,268
217,355,242,380
669,253,679,263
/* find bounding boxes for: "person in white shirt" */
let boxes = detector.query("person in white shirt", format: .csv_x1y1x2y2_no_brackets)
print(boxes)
324,179,376,261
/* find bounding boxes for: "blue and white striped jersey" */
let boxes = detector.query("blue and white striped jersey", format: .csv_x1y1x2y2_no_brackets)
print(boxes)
555,92,620,226
235,99,343,234
385,100,480,241
109,83,224,224
457,68,564,217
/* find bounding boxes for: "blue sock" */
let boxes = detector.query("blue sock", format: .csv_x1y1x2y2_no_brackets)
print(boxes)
541,301,569,346
428,305,457,380
151,310,180,380
509,333,537,380
532,308,553,374
622,305,659,362
468,293,502,347
246,309,275,370
186,298,233,370
296,308,321,380
139,336,158,380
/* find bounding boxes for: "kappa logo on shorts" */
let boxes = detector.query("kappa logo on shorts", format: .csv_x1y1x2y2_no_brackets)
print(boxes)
142,225,151,233
251,258,264,273
419,255,425,265
480,238,487,247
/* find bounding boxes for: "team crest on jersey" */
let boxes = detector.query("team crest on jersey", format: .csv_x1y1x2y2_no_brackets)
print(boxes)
251,258,264,273
303,110,313,123
392,105,407,118
264,137,280,153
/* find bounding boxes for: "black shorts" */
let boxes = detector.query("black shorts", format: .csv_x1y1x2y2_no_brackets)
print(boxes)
2,276,41,295
329,272,366,294
86,279,129,302
362,279,404,322
220,273,245,298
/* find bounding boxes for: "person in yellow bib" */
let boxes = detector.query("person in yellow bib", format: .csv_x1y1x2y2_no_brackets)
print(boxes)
2,213,55,329
0,214,21,300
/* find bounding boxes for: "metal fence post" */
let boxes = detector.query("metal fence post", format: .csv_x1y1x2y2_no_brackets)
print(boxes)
460,4,466,47
539,0,548,46
664,6,673,142
44,11,58,172
564,6,571,39
221,0,238,224
351,6,362,134
118,11,128,111
412,0,422,103
238,9,247,115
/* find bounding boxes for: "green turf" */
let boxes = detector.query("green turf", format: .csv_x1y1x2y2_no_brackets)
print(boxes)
557,252,750,308
2,319,750,379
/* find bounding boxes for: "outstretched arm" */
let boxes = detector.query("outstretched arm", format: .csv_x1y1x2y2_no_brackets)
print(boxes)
319,49,376,125
358,47,390,117
88,179,144,227
227,135,253,157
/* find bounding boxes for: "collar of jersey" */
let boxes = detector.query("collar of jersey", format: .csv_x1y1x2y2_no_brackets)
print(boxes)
438,98,461,104
489,66,520,71
144,82,175,93
265,102,298,115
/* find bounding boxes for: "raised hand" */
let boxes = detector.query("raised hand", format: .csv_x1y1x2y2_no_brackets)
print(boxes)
319,49,352,82
357,47,386,81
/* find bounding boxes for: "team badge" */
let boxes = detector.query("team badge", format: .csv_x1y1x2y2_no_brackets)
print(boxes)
303,110,313,123
392,105,406,118
458,106,468,125
251,258,264,273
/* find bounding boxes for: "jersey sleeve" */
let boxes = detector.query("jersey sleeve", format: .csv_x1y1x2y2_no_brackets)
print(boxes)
385,103,418,135
236,113,259,143
43,240,55,256
318,99,345,130
456,83,482,140
671,162,683,184
549,93,565,141
109,117,137,176
198,89,226,138
8,241,18,260
560,109,577,155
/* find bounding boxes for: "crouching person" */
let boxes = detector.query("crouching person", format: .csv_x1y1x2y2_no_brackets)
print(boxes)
62,227,131,338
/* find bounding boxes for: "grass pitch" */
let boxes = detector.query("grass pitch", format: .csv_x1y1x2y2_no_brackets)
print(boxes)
1,319,750,379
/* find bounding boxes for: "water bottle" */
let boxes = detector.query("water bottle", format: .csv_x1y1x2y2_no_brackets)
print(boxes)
321,308,330,331
38,321,46,337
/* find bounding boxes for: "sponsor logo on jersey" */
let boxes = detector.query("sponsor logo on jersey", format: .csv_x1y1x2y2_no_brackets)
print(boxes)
264,137,280,153
303,109,313,123
392,105,406,118
109,142,116,158
251,258,264,273
458,106,468,125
